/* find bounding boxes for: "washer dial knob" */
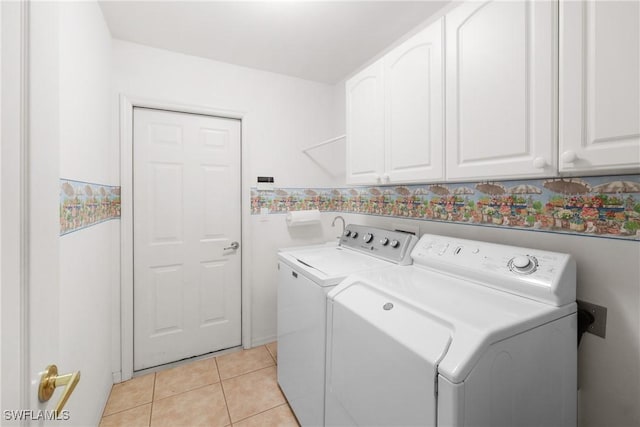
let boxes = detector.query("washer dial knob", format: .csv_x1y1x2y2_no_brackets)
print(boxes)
380,237,389,246
344,230,351,237
363,233,374,243
390,239,400,248
512,256,531,268
351,231,358,239
508,255,538,274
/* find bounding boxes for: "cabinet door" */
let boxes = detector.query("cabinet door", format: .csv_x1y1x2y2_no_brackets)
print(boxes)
446,1,556,181
346,59,385,185
559,1,640,173
385,18,444,184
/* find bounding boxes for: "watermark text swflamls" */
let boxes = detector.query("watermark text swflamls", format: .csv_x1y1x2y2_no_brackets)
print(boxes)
3,409,71,421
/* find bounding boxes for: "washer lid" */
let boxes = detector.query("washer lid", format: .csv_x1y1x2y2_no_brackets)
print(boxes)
329,266,576,383
278,246,394,286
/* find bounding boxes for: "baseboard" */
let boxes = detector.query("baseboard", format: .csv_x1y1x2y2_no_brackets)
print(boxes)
250,335,277,347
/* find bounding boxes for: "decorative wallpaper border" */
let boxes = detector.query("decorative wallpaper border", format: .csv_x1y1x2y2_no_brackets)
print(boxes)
251,174,640,241
60,179,121,236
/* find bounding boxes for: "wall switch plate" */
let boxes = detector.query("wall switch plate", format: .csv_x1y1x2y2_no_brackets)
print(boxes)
577,299,607,339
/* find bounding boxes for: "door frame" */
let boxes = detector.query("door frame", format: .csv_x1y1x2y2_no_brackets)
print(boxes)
119,95,251,381
1,0,31,414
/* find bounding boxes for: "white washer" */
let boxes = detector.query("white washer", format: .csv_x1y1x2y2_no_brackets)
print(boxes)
325,233,577,427
277,224,417,427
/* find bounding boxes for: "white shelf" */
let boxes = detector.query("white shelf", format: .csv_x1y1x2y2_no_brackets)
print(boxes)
302,134,345,153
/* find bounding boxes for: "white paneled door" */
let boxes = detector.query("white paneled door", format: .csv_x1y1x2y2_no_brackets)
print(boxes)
133,108,241,371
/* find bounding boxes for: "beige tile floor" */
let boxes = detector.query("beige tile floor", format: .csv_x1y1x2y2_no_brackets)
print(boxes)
100,342,300,427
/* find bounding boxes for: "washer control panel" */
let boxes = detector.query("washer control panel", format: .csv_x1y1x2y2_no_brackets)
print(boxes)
339,224,418,265
411,234,576,306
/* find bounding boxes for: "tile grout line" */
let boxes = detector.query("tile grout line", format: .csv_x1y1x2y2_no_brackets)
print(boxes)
219,367,276,381
231,402,293,425
99,384,112,420
219,362,276,381
127,357,225,406
148,373,156,427
216,357,234,425
222,357,283,424
218,347,276,381
100,374,156,423
100,377,155,419
100,403,151,420
222,364,277,383
265,343,277,364
152,379,222,403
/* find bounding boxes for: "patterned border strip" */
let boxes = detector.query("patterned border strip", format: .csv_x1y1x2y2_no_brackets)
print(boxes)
60,179,121,236
250,174,640,241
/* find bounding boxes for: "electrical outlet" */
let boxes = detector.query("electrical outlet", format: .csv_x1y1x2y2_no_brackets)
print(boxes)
577,300,607,339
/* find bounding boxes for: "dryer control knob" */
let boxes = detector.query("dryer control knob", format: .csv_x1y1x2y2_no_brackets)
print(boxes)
380,237,389,246
351,231,358,239
363,233,374,243
508,256,538,274
390,239,400,248
344,230,351,237
512,256,531,269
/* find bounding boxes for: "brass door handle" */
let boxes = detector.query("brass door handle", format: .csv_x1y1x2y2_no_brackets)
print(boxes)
38,365,81,416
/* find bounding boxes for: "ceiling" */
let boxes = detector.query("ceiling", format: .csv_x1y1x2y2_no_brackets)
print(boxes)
99,1,449,84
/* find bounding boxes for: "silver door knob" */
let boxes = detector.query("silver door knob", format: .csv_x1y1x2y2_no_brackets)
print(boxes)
224,241,240,250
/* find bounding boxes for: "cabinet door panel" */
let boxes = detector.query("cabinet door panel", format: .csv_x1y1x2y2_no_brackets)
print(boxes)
560,1,640,173
346,60,385,185
446,0,556,180
385,18,444,183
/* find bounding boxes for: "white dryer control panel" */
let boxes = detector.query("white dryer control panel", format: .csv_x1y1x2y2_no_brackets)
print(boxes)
411,234,576,307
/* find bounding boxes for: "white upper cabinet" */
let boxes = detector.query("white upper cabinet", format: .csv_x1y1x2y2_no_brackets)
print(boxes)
346,59,385,185
385,18,444,184
445,1,557,181
346,18,444,185
559,1,640,174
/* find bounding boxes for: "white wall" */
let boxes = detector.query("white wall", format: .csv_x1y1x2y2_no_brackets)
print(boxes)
58,2,115,425
251,213,347,345
111,40,340,369
112,40,340,188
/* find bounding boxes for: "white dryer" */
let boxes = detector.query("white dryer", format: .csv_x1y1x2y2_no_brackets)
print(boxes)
277,224,417,427
325,233,577,427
